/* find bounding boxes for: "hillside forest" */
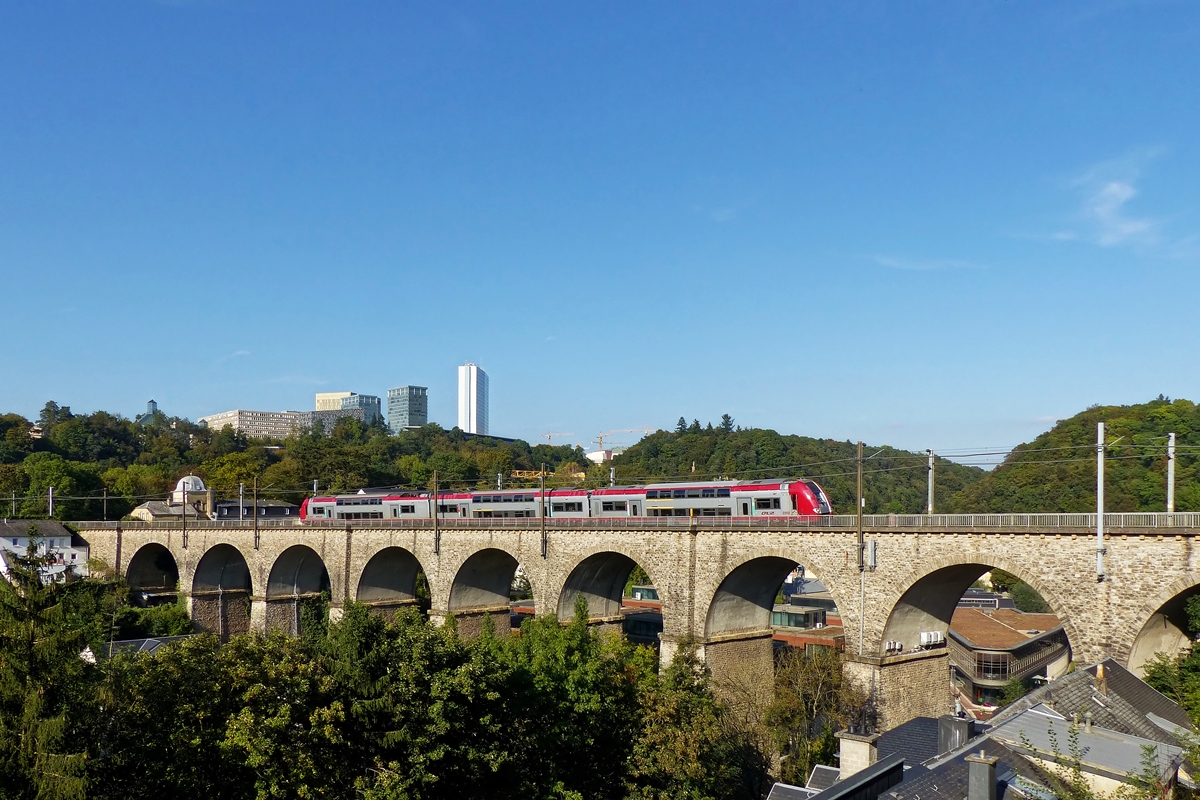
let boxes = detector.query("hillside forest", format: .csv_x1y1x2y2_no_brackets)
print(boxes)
0,397,1197,520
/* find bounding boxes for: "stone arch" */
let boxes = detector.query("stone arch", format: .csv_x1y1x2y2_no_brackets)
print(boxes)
265,545,331,635
190,543,253,639
878,556,1080,657
1124,576,1200,675
356,546,428,617
703,552,847,639
448,547,524,638
557,550,650,621
125,543,180,603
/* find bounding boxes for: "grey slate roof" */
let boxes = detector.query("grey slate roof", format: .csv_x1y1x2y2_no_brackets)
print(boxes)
877,716,942,767
886,740,1052,800
987,658,1191,746
988,707,1184,783
768,783,818,800
807,764,842,792
0,520,74,539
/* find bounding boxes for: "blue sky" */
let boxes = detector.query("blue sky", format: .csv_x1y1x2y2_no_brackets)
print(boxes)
2,1,1197,460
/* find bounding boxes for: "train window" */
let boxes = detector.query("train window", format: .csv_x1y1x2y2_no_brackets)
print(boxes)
601,501,627,512
686,489,701,498
702,488,715,498
717,508,731,516
472,496,482,503
673,489,686,498
645,490,658,499
439,504,458,513
552,502,583,513
717,488,730,497
400,505,415,514
755,498,781,510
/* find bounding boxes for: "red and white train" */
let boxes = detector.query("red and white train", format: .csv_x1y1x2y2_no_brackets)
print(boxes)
299,478,833,522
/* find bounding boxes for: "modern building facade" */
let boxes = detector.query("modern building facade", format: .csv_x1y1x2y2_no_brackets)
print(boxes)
315,392,355,411
340,393,382,425
197,409,304,439
387,385,428,432
301,408,370,434
457,363,489,435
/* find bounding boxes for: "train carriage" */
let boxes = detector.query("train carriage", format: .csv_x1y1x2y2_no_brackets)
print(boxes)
299,477,833,522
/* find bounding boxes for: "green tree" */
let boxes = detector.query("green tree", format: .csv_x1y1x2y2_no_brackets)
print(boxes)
626,639,767,800
0,527,89,799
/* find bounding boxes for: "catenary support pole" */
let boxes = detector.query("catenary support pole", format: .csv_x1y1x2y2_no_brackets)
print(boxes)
1167,432,1176,516
857,441,865,655
182,484,188,549
927,449,935,514
253,477,259,550
103,488,107,522
1096,422,1106,581
540,465,547,559
432,471,439,555
48,486,54,517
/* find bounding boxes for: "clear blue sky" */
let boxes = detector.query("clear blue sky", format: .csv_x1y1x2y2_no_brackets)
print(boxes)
2,1,1197,459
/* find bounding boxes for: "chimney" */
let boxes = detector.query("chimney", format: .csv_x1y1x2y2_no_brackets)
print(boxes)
836,730,881,780
1083,711,1093,733
1095,663,1108,696
965,751,999,800
939,714,977,755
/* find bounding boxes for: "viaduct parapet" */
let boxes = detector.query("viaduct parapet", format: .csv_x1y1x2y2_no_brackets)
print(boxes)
76,513,1200,731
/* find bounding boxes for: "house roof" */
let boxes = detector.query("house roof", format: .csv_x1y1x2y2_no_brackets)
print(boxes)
949,608,1063,649
0,520,74,539
987,658,1191,745
988,707,1184,782
132,501,205,518
887,739,1052,800
806,764,841,792
214,499,298,509
767,783,817,800
877,716,942,767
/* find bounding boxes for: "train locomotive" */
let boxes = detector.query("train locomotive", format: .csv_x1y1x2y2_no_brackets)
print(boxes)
299,478,832,522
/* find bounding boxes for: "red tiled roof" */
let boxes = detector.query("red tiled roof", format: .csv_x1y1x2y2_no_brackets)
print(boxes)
950,607,1061,649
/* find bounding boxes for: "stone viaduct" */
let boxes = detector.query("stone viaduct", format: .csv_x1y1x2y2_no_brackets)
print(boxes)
76,512,1200,730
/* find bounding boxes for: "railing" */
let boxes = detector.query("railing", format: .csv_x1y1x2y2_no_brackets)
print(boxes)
947,629,1069,684
69,512,1200,532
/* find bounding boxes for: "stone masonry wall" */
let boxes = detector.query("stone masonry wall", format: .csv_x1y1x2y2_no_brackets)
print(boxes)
76,521,1200,730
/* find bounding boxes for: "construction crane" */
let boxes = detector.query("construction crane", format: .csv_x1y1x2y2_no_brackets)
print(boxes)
541,432,574,444
594,427,650,451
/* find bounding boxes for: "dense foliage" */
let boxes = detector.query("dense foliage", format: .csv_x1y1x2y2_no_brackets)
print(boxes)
11,397,1194,519
0,403,587,519
947,397,1200,513
0,535,782,800
613,417,984,514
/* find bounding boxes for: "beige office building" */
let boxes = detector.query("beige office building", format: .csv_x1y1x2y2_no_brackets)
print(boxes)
315,392,355,411
197,409,305,439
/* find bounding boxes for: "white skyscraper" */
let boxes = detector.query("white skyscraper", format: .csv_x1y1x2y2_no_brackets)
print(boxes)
457,363,489,435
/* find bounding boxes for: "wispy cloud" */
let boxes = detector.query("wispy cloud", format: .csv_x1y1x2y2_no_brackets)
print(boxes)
1057,150,1164,248
214,349,251,366
873,256,985,271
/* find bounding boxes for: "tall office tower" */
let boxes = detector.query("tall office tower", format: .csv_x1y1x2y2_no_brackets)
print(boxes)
457,363,489,435
315,391,355,411
387,386,428,433
340,393,382,425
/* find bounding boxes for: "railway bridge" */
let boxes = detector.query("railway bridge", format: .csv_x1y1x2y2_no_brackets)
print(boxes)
76,513,1200,730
